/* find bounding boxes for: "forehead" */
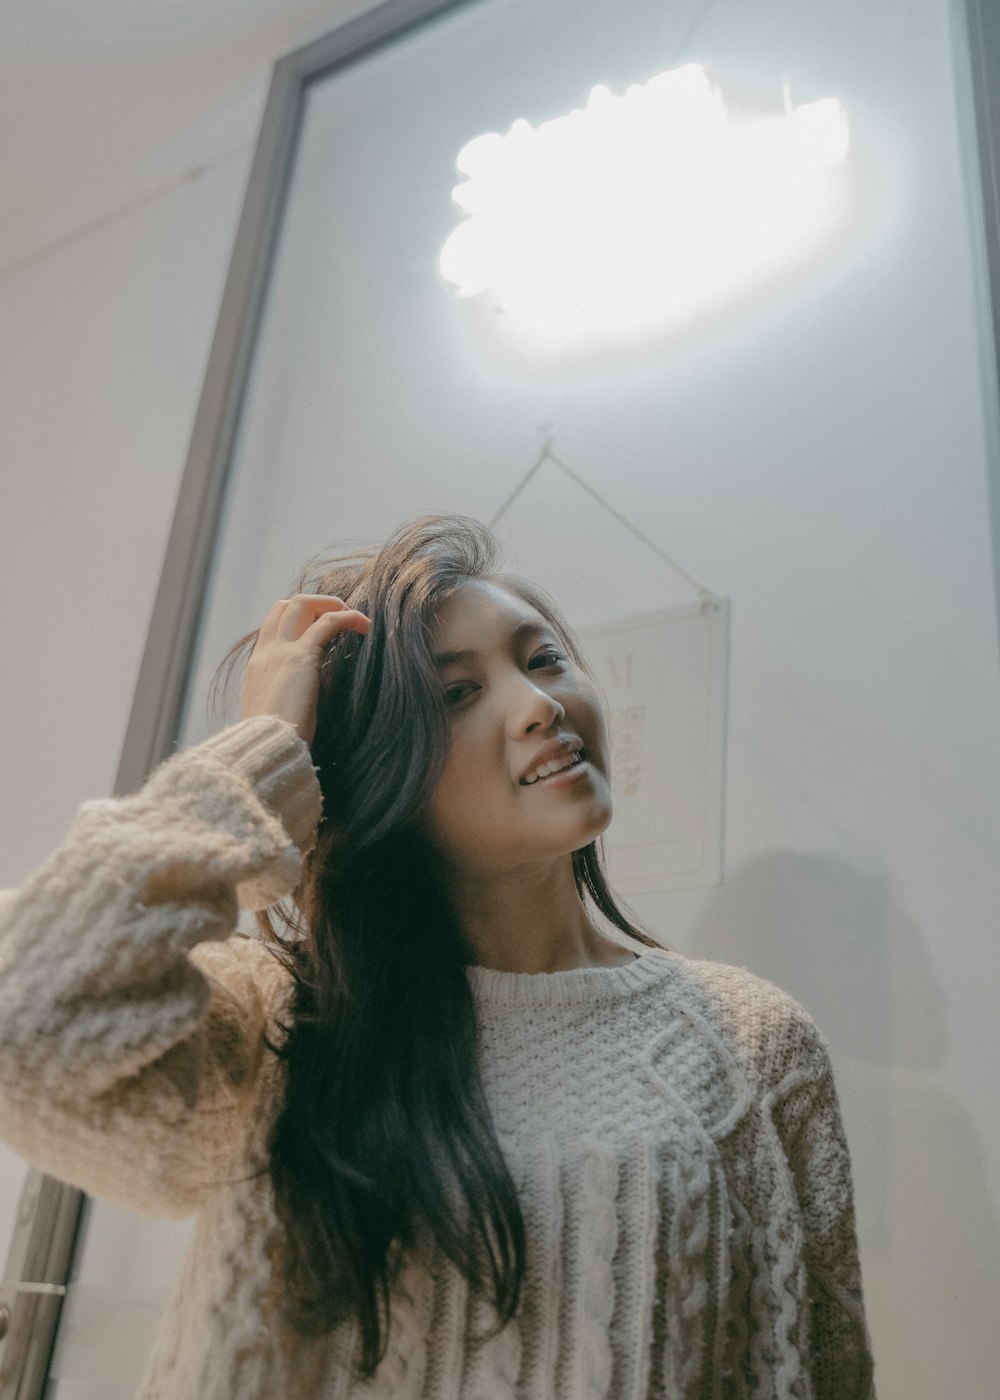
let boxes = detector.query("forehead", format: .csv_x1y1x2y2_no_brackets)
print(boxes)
430,578,549,647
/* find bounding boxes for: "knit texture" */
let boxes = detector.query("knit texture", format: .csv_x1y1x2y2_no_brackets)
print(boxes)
0,716,876,1400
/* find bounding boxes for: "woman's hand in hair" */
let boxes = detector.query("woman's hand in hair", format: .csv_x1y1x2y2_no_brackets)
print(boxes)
241,594,370,747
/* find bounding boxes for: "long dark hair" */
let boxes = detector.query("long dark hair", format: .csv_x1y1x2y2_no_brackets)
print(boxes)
213,515,659,1380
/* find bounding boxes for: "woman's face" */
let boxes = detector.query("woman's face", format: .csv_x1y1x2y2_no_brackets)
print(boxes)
421,579,613,875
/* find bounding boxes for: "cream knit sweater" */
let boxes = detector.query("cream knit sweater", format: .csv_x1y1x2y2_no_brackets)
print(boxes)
0,715,875,1400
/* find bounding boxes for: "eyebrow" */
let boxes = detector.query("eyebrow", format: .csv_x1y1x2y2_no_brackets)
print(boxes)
433,619,549,668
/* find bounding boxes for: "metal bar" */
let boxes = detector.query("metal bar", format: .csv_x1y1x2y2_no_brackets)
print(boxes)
0,1287,66,1298
113,48,307,796
963,0,1000,671
273,0,482,81
0,1172,83,1399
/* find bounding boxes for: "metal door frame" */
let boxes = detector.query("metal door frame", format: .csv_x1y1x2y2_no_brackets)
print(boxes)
965,0,1000,660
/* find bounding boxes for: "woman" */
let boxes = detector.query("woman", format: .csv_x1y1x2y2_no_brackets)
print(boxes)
0,515,875,1398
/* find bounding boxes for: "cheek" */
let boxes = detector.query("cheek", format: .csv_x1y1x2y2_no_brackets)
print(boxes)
587,703,610,754
435,732,497,798
422,733,511,845
570,685,610,762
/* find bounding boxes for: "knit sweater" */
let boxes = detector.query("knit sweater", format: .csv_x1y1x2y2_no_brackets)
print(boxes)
0,715,876,1400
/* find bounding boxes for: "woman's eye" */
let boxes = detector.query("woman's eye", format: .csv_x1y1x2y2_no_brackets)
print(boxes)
444,682,478,705
528,647,566,670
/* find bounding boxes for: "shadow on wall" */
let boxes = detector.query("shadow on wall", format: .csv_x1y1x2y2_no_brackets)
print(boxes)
686,849,1000,1396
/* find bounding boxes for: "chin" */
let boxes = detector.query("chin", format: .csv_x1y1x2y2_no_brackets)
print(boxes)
575,800,614,849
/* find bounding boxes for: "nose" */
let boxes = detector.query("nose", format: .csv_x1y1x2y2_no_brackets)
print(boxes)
506,671,565,737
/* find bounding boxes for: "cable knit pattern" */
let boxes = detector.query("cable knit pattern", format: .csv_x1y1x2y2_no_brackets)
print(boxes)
723,1193,755,1399
0,715,876,1400
561,1140,618,1398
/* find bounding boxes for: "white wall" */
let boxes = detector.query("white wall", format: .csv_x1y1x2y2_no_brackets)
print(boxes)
1,0,999,1396
0,149,254,886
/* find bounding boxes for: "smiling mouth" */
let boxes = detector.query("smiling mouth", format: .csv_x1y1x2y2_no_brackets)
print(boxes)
520,751,585,786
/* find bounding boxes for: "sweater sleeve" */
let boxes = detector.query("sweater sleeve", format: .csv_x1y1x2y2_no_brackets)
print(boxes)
0,714,322,1219
771,1012,877,1400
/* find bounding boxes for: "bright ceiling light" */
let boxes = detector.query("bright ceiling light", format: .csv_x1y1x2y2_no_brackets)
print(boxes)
439,63,851,358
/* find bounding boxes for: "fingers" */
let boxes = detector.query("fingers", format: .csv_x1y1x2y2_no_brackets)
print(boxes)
273,594,348,642
302,606,371,648
257,594,368,647
254,598,290,648
241,595,371,741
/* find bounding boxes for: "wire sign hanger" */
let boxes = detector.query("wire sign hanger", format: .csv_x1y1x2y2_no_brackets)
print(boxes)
489,423,725,615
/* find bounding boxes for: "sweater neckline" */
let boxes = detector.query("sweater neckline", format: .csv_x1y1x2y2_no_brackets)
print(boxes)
464,946,676,1009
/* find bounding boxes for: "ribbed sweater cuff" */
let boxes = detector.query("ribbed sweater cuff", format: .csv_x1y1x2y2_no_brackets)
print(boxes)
195,715,323,855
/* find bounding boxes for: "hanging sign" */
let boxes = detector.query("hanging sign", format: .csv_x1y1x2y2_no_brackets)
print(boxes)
577,598,729,893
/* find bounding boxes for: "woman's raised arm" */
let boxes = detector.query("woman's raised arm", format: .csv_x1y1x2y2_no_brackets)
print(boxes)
0,714,319,1217
0,593,369,1218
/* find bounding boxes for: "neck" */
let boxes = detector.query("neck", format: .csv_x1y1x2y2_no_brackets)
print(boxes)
446,854,636,973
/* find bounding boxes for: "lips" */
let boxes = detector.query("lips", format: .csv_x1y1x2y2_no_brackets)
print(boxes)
519,737,584,786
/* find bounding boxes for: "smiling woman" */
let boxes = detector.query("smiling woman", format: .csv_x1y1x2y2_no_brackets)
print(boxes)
0,516,875,1399
421,579,620,939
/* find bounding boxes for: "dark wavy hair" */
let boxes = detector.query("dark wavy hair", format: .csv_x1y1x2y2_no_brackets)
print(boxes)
213,514,659,1381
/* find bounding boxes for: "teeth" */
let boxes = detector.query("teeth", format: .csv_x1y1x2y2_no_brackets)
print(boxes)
523,751,581,785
